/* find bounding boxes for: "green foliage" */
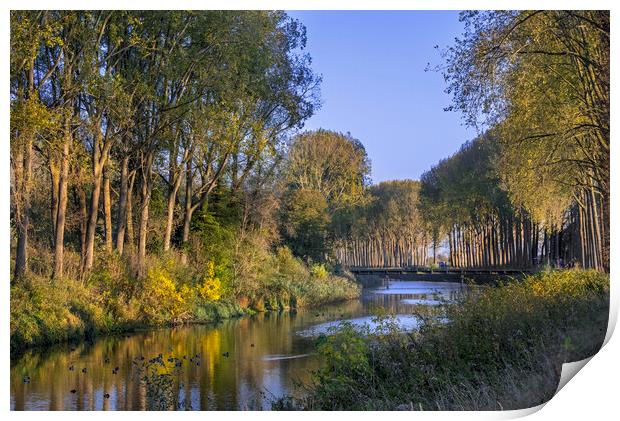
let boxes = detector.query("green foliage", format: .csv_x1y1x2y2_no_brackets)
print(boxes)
281,129,372,262
10,277,128,356
420,135,509,233
285,129,370,209
286,270,608,410
280,188,330,262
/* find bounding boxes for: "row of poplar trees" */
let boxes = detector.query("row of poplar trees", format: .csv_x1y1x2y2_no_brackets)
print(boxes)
421,10,609,271
10,11,319,281
334,180,431,268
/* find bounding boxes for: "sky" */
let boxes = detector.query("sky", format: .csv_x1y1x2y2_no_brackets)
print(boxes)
287,10,477,184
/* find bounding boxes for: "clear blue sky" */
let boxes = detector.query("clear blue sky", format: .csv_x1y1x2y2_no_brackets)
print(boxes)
287,10,476,183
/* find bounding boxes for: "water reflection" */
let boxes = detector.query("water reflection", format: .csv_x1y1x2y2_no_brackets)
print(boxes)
11,280,470,410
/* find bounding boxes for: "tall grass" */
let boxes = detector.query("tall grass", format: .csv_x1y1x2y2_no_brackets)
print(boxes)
279,270,609,410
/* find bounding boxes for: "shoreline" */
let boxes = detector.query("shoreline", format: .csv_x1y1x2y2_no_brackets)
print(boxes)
10,295,358,361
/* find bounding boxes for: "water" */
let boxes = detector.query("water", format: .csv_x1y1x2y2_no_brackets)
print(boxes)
10,280,469,410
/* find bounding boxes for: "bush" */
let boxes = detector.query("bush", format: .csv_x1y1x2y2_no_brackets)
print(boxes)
197,261,223,302
310,264,329,279
10,276,127,355
141,266,191,324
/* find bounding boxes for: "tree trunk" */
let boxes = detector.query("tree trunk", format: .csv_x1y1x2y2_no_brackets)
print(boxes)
13,138,33,280
52,131,70,279
137,152,154,277
115,156,129,254
126,171,136,255
82,166,104,275
103,165,114,253
163,161,186,252
50,160,59,247
103,166,113,252
78,185,88,260
180,160,193,264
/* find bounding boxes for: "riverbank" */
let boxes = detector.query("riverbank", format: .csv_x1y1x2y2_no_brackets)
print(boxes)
10,248,361,358
276,269,609,410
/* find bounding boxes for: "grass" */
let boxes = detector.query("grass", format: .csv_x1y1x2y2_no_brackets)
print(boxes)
275,269,609,411
10,247,360,357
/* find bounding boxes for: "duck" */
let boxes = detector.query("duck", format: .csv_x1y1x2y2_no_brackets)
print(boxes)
23,376,30,384
104,357,110,364
250,343,255,347
222,352,230,358
68,365,75,371
112,367,119,374
70,389,77,394
104,393,110,399
81,368,87,373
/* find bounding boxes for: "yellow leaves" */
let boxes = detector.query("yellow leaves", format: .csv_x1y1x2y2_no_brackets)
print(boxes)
524,269,608,299
10,97,63,153
310,264,328,280
143,259,226,324
142,267,187,323
11,97,60,136
198,261,222,302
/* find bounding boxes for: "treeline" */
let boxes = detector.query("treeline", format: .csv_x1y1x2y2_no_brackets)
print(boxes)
335,180,430,267
420,136,551,269
277,134,430,268
419,10,609,271
10,11,320,281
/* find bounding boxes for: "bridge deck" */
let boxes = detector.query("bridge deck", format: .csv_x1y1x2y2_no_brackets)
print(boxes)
348,266,531,276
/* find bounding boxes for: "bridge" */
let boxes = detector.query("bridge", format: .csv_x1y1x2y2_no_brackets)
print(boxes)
347,266,533,286
348,266,531,276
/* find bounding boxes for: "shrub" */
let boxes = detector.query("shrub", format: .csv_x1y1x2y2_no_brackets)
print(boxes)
310,264,329,279
141,266,190,324
10,244,361,355
197,261,223,302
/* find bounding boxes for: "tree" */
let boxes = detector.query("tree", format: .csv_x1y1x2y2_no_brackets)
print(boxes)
281,129,370,261
335,180,430,268
280,189,330,262
442,10,609,270
285,129,370,210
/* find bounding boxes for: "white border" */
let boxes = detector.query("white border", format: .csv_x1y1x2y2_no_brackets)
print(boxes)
2,2,618,420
